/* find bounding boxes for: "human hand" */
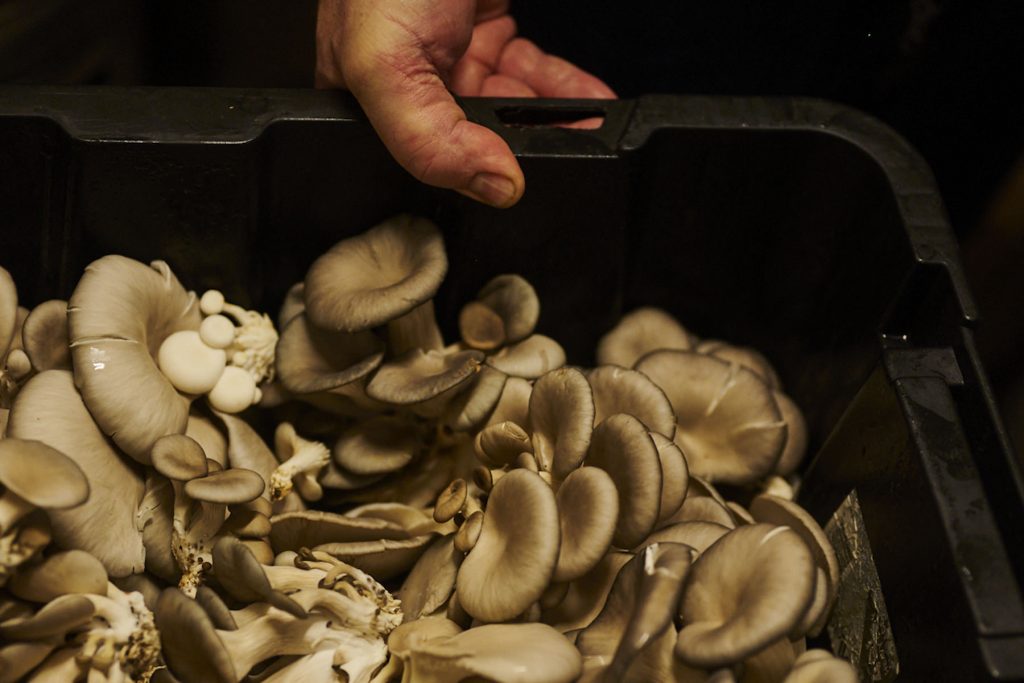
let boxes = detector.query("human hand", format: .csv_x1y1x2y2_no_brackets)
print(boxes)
316,0,615,208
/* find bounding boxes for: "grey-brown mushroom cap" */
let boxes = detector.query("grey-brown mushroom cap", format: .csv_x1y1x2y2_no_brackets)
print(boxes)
541,551,632,633
697,340,781,390
151,434,209,482
332,414,421,475
642,521,731,555
675,524,816,668
155,588,236,683
486,334,567,379
8,550,108,603
68,256,201,463
596,307,695,368
269,509,413,553
636,350,786,485
0,438,89,509
366,348,483,405
585,413,662,549
553,466,619,583
476,274,540,344
773,391,808,476
457,468,561,623
277,281,306,330
529,367,595,478
0,266,17,357
8,371,147,578
588,365,676,438
400,534,462,620
275,313,385,394
304,214,448,332
184,468,266,504
445,365,508,432
21,299,71,373
650,431,688,525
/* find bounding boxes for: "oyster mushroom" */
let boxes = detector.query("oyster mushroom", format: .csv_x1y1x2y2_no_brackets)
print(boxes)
400,534,463,621
332,414,421,477
365,347,483,406
67,256,201,462
275,312,384,398
596,307,695,368
674,524,817,669
552,466,619,583
459,274,540,350
457,468,560,622
772,391,808,476
486,334,567,379
20,299,71,373
587,365,676,438
7,549,107,603
636,350,786,485
650,432,689,526
529,367,594,478
270,422,330,502
0,511,51,586
0,439,89,535
541,551,633,633
444,365,508,432
304,214,448,355
7,371,149,577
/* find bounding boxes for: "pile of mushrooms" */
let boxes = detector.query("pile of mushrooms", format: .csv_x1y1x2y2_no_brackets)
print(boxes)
0,217,858,682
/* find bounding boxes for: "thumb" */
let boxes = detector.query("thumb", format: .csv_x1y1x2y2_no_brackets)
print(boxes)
331,19,524,208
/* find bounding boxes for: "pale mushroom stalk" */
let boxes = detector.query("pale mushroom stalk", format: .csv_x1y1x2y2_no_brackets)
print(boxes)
214,296,279,384
171,498,225,597
387,299,444,356
72,583,161,682
270,433,331,502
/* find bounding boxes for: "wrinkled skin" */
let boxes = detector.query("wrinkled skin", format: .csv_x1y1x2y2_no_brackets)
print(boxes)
316,0,615,208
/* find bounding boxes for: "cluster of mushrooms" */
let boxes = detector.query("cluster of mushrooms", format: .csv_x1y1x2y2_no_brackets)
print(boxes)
0,214,858,682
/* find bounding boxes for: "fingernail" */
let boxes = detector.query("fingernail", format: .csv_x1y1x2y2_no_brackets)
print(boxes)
466,173,517,208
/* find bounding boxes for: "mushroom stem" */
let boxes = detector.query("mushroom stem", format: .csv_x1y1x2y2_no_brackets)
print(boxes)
172,501,227,597
270,438,330,502
219,301,279,384
386,300,444,356
0,490,33,534
75,584,161,681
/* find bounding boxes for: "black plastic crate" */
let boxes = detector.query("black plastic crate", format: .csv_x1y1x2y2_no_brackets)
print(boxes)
1,86,1022,681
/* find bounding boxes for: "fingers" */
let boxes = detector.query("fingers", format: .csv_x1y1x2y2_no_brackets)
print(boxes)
480,74,537,97
451,15,517,95
475,0,509,21
497,38,617,99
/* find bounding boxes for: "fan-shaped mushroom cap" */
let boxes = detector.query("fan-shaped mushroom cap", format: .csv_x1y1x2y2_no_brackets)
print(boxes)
636,350,786,485
486,334,566,379
332,414,420,475
366,348,483,405
155,587,236,683
783,649,858,682
651,431,688,525
588,365,676,438
772,392,808,476
455,510,484,552
151,434,209,482
749,494,839,637
8,550,108,603
464,274,540,349
553,466,619,582
586,414,662,548
67,256,201,462
529,367,594,478
643,521,731,555
665,496,737,529
596,307,694,368
0,267,17,357
275,313,384,394
0,438,88,520
457,469,560,623
488,376,532,427
675,524,816,668
697,340,781,390
186,413,228,468
542,551,632,633
433,479,468,524
400,535,463,621
475,420,532,467
21,300,70,373
304,214,448,332
0,642,56,683
7,371,146,577
444,366,508,432
269,509,413,553
391,620,582,683
277,282,306,330
577,543,694,682
211,537,305,617
184,468,266,505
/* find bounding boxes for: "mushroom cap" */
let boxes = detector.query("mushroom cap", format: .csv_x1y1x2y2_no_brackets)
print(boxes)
553,466,619,583
529,367,594,478
474,420,532,467
395,621,582,683
650,431,689,525
155,587,235,683
585,413,662,548
304,214,448,332
21,299,70,373
773,391,808,476
596,307,694,368
400,535,463,620
455,510,484,553
433,479,468,523
277,282,306,330
313,534,435,581
675,524,816,668
0,266,17,357
8,550,108,603
588,365,676,438
365,348,483,405
749,494,839,636
486,334,567,379
444,366,508,432
157,330,227,396
186,413,228,469
151,433,209,481
211,536,305,617
636,350,786,485
275,313,384,394
643,521,731,555
697,340,781,390
0,642,58,683
0,593,96,641
269,509,413,553
475,274,540,345
67,256,201,462
541,551,632,633
332,414,421,476
664,495,737,529
487,376,532,428
0,438,88,510
457,468,560,623
459,301,506,350
184,468,266,504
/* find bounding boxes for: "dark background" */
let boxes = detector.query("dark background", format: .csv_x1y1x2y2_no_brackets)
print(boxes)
2,0,1023,443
